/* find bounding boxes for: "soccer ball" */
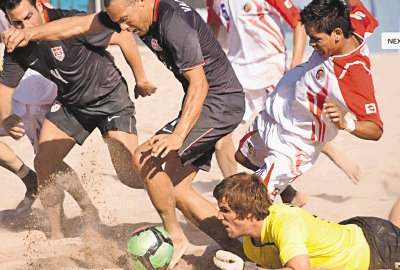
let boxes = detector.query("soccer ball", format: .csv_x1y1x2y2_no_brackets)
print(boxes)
127,226,174,270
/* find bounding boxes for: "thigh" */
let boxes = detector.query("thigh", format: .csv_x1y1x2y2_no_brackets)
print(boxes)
46,100,95,145
36,119,76,164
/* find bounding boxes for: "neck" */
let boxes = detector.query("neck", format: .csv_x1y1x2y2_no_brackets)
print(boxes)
336,34,360,55
249,219,265,245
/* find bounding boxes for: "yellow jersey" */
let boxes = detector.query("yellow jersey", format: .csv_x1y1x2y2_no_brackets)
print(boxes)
243,204,370,269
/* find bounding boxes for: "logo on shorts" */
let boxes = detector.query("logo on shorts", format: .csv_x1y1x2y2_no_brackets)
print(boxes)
151,39,162,52
350,11,366,21
243,3,251,12
107,115,120,122
316,67,325,81
50,100,62,112
365,103,377,114
51,46,65,61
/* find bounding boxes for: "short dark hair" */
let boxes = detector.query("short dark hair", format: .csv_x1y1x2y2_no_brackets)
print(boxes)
1,0,37,13
300,0,353,38
104,0,132,8
213,172,273,221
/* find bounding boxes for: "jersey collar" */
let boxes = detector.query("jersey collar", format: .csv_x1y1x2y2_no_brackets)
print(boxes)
153,0,160,22
42,4,50,23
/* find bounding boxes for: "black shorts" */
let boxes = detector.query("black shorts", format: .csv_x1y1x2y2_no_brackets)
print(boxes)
156,92,244,171
46,99,137,145
340,216,400,270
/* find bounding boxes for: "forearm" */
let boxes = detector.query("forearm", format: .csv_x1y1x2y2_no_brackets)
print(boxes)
0,85,14,123
290,23,306,68
110,32,147,82
28,13,103,41
348,120,382,141
173,73,208,140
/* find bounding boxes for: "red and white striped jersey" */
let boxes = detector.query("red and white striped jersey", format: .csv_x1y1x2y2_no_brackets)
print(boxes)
266,3,382,143
207,0,300,89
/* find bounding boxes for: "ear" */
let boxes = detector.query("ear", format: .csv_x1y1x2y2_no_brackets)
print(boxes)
333,28,344,43
36,0,43,13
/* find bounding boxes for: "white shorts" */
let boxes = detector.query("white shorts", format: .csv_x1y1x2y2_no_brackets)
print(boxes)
242,86,275,124
0,100,50,154
238,110,324,198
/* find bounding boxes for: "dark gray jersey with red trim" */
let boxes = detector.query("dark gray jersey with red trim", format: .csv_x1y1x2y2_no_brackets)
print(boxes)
98,0,242,94
0,8,132,114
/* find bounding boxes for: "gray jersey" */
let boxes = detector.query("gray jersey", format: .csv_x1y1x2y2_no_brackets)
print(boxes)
0,7,132,115
98,0,242,94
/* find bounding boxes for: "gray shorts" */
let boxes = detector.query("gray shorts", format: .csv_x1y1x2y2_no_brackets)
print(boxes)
46,99,136,145
156,92,244,171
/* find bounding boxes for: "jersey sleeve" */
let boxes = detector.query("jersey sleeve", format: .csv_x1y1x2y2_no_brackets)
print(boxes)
265,0,301,29
350,2,378,38
272,212,309,265
0,50,26,88
336,62,383,130
162,13,205,72
97,11,122,33
206,0,222,25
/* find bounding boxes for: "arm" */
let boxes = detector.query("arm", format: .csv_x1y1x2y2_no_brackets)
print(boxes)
109,31,156,98
3,13,105,52
323,102,383,140
290,22,306,68
149,66,208,158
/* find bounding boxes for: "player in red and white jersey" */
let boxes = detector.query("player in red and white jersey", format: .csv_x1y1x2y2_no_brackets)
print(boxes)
206,0,306,178
236,0,382,202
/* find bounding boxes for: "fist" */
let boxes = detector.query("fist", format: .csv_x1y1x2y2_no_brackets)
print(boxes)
2,114,25,140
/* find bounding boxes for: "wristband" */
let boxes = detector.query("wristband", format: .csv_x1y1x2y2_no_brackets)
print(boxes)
344,117,356,133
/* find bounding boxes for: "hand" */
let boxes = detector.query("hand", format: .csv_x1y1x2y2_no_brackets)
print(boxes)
148,133,184,158
134,81,157,99
3,28,31,53
2,114,25,140
323,102,346,130
213,250,244,270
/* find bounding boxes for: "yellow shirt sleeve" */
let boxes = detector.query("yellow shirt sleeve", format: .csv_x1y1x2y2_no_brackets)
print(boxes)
273,212,309,265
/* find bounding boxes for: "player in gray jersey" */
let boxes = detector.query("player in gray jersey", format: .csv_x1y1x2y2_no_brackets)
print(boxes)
0,0,156,239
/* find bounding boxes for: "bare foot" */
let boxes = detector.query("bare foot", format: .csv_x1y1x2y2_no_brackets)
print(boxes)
168,235,189,269
290,191,308,207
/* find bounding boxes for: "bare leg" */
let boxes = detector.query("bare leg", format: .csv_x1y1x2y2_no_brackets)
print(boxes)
133,142,189,268
171,160,244,257
104,131,143,188
389,200,400,227
322,142,361,184
215,133,237,178
0,140,38,211
34,119,76,239
57,161,99,223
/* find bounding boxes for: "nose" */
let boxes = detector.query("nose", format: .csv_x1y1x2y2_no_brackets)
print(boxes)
22,21,31,29
309,38,316,48
217,211,224,220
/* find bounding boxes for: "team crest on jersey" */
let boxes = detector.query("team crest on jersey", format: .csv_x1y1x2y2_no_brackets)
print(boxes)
246,141,256,157
365,103,377,114
51,46,65,61
284,0,293,9
243,3,251,12
151,39,162,52
50,100,62,113
316,67,325,81
350,11,366,21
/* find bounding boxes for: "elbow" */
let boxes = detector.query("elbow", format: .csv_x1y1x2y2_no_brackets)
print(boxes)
371,129,383,141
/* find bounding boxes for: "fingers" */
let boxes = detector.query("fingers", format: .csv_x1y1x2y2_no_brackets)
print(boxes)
213,250,243,270
3,28,27,52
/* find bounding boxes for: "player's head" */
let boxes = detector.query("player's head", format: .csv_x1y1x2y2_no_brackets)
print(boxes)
300,0,353,57
104,0,153,36
1,0,45,29
213,173,273,238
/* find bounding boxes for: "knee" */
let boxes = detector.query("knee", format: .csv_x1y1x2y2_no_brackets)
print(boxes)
34,154,51,179
174,185,190,209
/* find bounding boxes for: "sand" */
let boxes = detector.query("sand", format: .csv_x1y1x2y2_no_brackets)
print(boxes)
0,44,399,269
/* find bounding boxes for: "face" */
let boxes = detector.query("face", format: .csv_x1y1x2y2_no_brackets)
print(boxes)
106,0,152,36
6,0,44,29
306,26,339,58
217,197,251,238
